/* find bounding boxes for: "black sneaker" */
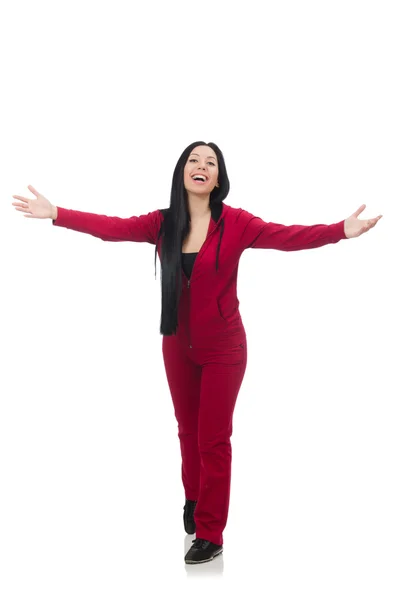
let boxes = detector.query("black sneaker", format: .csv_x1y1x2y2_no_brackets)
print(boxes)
183,499,197,534
184,537,223,564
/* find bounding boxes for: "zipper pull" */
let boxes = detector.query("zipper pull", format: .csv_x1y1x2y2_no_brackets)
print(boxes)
187,279,190,288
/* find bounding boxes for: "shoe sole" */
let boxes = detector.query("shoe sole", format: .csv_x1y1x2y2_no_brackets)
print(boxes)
185,548,223,564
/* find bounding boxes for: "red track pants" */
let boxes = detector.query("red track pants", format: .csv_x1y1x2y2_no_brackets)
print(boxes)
162,333,247,546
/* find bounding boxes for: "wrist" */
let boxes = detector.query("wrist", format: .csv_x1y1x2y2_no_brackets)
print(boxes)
52,205,58,220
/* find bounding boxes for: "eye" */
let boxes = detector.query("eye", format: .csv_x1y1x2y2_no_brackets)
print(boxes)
188,159,216,166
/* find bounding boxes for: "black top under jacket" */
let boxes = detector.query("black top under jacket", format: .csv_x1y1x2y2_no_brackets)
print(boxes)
181,251,198,280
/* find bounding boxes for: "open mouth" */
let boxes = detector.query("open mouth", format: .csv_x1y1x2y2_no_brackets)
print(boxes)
191,175,208,185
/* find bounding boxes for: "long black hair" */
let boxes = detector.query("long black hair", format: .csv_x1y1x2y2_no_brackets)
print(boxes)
154,141,230,336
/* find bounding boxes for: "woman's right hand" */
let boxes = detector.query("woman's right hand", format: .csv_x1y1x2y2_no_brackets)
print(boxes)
12,185,56,219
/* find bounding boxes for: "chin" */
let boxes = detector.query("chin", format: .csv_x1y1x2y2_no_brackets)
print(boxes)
186,186,208,194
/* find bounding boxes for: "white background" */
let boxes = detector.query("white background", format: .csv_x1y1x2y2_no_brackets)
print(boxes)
1,0,396,597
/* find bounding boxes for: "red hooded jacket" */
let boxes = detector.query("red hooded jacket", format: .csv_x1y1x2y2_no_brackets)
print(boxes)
52,202,347,349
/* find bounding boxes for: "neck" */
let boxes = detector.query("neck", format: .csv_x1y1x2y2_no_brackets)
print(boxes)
187,194,211,220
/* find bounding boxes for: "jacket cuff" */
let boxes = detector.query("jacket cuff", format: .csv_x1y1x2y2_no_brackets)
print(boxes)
328,219,347,242
52,206,62,226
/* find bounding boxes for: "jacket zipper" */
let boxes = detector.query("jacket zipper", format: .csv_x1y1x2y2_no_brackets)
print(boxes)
185,220,221,349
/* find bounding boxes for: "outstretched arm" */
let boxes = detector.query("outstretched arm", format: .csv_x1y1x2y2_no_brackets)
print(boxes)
52,205,162,244
238,204,382,252
12,184,163,244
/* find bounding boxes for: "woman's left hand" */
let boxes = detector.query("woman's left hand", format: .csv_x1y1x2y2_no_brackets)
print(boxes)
344,204,383,239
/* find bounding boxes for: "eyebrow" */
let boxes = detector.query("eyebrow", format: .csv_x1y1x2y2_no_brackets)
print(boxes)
190,153,217,161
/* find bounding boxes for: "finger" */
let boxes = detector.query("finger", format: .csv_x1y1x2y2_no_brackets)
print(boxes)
12,195,30,203
12,201,28,208
28,185,40,197
352,204,366,218
14,206,32,213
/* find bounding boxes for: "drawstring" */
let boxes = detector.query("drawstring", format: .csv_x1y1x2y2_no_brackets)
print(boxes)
154,222,163,280
215,217,224,272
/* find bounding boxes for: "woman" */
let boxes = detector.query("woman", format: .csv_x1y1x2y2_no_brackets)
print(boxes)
12,141,382,565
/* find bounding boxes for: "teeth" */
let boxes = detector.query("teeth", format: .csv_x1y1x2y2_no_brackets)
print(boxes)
193,175,206,181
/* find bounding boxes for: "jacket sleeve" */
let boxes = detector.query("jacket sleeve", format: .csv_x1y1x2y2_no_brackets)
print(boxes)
52,206,162,245
237,208,347,252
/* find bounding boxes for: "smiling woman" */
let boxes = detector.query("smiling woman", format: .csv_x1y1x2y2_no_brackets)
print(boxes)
158,141,226,335
11,139,381,566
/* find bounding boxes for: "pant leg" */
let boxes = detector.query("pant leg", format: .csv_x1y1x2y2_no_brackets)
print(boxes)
162,334,202,501
194,341,248,546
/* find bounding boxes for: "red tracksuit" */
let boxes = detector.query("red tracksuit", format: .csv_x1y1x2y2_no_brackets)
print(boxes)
52,202,347,545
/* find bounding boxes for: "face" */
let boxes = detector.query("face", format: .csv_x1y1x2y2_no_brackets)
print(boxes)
183,145,219,196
